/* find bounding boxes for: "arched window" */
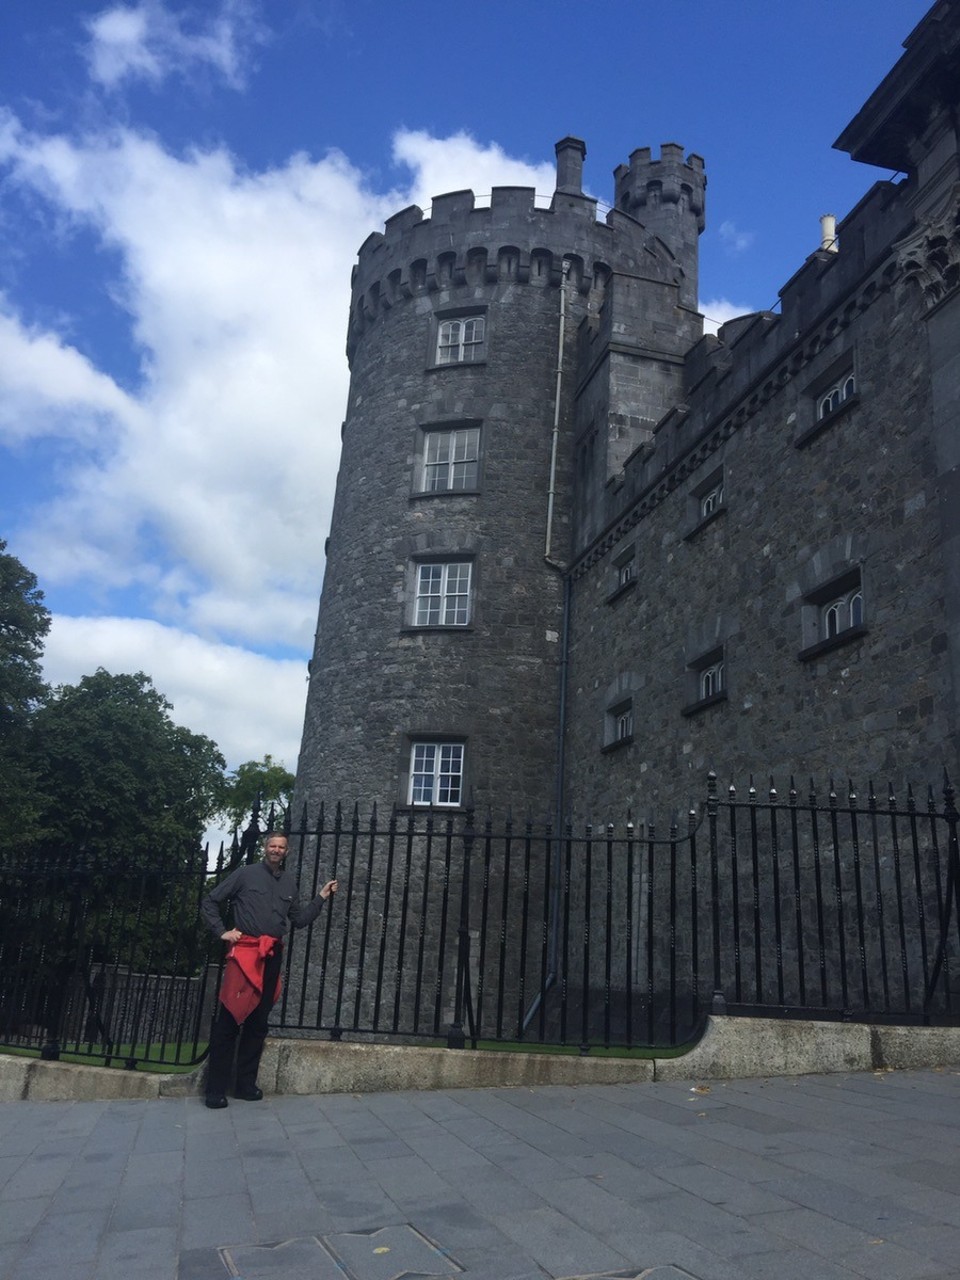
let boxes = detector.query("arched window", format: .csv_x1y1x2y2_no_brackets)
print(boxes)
437,316,485,364
818,373,856,420
818,585,864,641
700,661,724,700
700,481,724,519
682,646,728,716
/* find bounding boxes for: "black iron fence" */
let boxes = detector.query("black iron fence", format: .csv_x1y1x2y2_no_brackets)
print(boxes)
1,773,958,1068
280,773,960,1049
0,844,219,1068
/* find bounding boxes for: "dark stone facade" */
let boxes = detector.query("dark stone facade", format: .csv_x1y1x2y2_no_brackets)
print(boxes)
297,1,960,824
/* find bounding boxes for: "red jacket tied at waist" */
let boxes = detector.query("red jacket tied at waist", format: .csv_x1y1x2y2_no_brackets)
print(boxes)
219,934,282,1023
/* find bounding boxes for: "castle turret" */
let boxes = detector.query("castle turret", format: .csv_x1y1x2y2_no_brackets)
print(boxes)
614,144,706,308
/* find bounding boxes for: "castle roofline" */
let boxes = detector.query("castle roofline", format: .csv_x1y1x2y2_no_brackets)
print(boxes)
834,0,960,171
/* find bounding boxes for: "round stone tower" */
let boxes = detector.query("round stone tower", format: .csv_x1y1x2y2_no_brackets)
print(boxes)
295,138,704,817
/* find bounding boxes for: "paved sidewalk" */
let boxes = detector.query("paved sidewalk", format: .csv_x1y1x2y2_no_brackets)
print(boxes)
1,1068,958,1280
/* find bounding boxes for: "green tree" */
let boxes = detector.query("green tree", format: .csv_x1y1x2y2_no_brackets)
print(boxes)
28,668,226,866
218,753,295,839
3,668,228,1043
0,538,50,719
19,669,226,987
0,539,51,845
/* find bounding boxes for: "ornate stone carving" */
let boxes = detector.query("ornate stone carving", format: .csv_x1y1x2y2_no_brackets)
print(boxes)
897,184,960,311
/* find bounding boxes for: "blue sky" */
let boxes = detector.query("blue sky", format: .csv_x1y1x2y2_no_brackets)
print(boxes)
0,0,931,784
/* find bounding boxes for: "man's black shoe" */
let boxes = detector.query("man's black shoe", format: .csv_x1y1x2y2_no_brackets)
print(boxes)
235,1086,263,1101
205,1094,228,1109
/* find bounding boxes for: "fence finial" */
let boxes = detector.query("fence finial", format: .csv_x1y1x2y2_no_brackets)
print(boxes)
943,769,958,819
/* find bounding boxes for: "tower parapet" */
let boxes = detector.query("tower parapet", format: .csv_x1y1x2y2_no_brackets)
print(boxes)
346,182,655,364
614,144,706,308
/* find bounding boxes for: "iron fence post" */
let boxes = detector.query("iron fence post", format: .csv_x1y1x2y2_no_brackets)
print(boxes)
707,771,725,1012
923,771,960,1018
447,804,476,1049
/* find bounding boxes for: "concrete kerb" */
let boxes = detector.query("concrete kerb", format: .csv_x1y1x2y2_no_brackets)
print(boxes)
3,1016,959,1102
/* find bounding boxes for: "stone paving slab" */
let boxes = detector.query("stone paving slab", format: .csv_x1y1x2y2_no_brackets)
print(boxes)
0,1067,959,1279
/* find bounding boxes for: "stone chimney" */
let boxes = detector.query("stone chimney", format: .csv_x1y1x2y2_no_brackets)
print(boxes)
555,137,586,195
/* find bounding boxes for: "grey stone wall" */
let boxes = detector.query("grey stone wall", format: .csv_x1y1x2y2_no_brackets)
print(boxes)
296,177,664,818
563,217,955,820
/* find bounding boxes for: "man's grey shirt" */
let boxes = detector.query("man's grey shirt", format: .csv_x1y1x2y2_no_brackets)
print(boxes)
201,861,324,940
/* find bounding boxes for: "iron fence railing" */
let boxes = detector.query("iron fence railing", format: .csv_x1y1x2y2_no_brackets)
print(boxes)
278,773,960,1049
0,844,220,1068
1,772,958,1068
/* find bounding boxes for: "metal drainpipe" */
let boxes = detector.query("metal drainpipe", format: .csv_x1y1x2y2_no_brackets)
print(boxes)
544,259,569,561
550,572,571,966
521,571,569,1036
523,263,571,1033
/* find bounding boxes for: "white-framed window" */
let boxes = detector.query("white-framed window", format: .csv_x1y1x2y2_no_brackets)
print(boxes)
422,427,480,492
699,661,724,700
609,544,636,601
686,466,726,539
683,645,727,716
436,316,485,365
700,481,724,520
817,374,856,420
409,742,464,806
821,587,863,639
799,566,866,659
414,562,472,626
603,696,634,750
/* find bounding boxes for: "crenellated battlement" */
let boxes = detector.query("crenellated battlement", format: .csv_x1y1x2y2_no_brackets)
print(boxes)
347,178,674,362
614,143,706,227
353,184,610,285
345,137,708,360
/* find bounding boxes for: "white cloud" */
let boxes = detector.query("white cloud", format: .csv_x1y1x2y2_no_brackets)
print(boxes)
43,614,306,769
392,129,556,208
0,116,555,662
0,303,141,445
0,120,384,648
699,297,756,337
84,0,267,91
718,219,756,256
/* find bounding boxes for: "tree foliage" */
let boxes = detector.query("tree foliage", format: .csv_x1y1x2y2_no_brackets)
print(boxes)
0,538,51,723
218,753,295,836
27,668,226,867
0,540,52,840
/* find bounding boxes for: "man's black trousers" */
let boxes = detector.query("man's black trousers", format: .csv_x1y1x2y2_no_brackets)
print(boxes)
205,943,283,1098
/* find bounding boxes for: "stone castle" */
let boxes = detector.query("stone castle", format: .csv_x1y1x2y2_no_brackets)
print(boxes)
296,1,960,823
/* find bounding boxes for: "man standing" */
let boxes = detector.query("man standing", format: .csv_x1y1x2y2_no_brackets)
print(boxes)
200,831,337,1108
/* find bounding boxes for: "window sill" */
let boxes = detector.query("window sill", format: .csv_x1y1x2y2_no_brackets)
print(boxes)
395,804,468,818
410,489,481,502
681,691,728,718
795,394,860,450
401,625,474,635
426,360,487,373
606,578,637,605
798,624,868,663
683,505,726,541
601,734,634,754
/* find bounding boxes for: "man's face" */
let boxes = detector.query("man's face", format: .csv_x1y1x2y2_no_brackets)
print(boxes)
263,836,288,871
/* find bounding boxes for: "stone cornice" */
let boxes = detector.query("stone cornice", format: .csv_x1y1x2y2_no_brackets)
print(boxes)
896,182,960,312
